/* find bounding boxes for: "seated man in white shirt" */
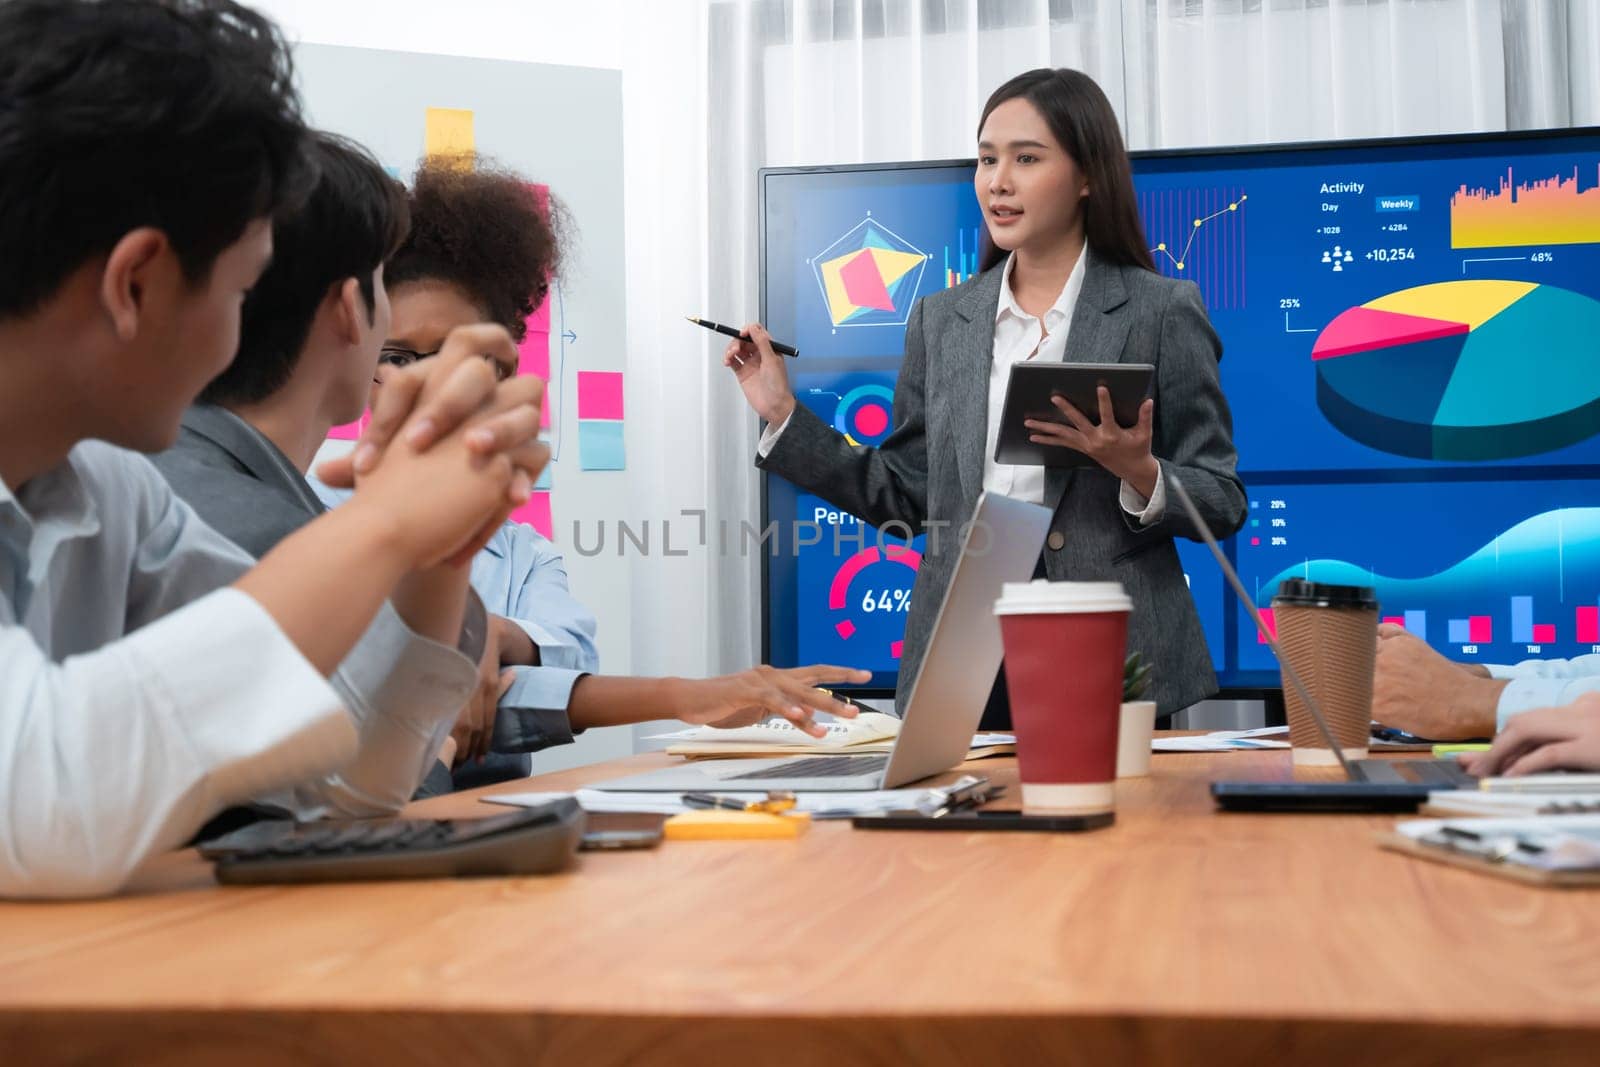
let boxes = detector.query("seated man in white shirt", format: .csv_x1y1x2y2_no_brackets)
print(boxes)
1371,621,1600,740
0,0,552,898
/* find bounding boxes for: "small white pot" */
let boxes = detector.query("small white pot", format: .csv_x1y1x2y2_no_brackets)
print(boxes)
1116,700,1157,778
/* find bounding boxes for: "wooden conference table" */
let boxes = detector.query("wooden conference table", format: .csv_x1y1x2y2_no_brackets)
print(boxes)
1,743,1598,1066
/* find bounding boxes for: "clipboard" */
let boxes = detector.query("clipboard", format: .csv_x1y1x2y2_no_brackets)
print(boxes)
1379,815,1600,887
993,362,1155,467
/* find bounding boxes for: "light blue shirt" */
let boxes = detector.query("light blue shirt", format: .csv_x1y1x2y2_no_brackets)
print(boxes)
312,478,599,754
1487,656,1600,730
0,443,476,898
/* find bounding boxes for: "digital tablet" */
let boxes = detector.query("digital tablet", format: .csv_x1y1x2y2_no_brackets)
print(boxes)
993,362,1155,467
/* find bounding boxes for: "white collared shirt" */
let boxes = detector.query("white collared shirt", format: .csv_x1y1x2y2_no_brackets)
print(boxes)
986,250,1163,521
0,442,476,898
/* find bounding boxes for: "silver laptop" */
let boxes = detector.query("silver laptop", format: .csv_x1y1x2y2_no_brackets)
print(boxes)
590,492,1053,792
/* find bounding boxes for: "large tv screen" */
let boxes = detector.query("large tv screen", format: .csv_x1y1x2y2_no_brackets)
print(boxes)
760,128,1600,694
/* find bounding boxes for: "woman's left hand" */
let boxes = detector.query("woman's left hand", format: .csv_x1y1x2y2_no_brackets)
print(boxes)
1026,386,1159,494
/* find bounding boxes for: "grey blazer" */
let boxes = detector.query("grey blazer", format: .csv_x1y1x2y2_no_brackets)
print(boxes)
150,405,492,795
150,404,327,559
760,250,1248,717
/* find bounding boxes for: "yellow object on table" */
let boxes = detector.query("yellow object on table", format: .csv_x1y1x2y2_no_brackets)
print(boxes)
663,811,811,840
1432,743,1492,757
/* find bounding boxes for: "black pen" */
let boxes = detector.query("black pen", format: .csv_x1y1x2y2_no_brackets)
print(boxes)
687,316,800,358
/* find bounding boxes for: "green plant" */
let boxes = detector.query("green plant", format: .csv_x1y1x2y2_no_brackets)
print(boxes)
1123,652,1153,703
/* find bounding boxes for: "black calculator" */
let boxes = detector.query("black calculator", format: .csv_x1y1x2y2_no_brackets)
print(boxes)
197,798,585,884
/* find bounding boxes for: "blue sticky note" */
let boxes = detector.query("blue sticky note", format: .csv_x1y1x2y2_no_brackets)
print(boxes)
535,462,553,490
578,419,625,471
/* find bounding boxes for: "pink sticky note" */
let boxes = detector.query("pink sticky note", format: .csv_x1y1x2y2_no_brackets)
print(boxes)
327,411,372,441
518,325,552,430
510,491,553,540
577,371,624,420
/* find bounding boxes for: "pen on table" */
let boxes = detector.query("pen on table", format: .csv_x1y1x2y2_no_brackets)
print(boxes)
682,791,798,813
688,316,801,358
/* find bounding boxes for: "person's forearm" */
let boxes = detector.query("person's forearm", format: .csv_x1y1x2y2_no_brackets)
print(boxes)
1458,676,1509,737
568,675,687,730
497,617,539,666
390,565,470,648
1122,455,1160,503
233,501,409,675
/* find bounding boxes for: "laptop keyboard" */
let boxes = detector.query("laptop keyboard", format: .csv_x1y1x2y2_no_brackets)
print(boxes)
1355,759,1476,787
724,754,891,781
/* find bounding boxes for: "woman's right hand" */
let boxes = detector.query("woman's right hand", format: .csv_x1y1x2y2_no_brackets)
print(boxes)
723,322,796,426
672,665,871,737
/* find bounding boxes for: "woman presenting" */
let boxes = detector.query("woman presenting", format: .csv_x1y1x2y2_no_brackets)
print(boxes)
726,68,1246,726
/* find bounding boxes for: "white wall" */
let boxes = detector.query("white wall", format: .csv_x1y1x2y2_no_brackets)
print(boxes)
253,1,680,772
251,0,629,70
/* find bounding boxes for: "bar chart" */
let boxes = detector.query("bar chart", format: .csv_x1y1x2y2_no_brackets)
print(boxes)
942,227,980,289
1236,479,1600,670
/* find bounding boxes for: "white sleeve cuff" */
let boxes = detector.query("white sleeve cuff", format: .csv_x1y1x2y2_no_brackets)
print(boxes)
511,616,575,663
756,411,794,458
1119,469,1166,526
1495,675,1600,731
272,601,478,819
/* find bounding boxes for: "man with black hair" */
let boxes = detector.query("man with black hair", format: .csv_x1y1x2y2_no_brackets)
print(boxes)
0,0,548,897
153,131,415,556
153,131,598,784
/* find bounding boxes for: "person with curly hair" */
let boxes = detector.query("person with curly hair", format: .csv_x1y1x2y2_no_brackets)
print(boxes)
316,158,869,789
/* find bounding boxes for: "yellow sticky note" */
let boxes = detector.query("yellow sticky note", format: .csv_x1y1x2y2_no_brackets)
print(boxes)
663,811,810,840
425,107,475,165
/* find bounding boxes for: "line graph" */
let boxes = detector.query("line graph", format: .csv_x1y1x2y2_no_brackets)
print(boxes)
1138,187,1248,311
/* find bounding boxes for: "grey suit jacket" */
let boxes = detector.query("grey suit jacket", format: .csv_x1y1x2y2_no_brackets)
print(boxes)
151,405,497,795
760,250,1248,717
150,405,327,559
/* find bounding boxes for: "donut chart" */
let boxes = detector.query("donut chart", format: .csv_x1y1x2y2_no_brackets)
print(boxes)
827,544,922,660
834,383,895,447
1312,280,1600,461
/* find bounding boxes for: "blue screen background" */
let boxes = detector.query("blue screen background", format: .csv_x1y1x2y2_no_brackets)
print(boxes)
761,132,1600,692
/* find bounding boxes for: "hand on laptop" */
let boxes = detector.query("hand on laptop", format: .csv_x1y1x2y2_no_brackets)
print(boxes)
1459,696,1600,778
668,665,871,738
1373,623,1504,740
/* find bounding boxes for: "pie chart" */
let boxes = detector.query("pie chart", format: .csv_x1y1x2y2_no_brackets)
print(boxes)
1312,280,1600,460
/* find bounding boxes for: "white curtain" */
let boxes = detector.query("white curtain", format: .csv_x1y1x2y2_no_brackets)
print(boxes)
627,0,1598,684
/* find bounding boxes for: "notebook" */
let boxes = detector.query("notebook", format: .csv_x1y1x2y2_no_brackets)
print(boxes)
650,711,903,756
648,712,1017,760
1422,792,1600,818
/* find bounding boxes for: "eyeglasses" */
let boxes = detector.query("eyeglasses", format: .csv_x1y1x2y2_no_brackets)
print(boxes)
376,346,516,382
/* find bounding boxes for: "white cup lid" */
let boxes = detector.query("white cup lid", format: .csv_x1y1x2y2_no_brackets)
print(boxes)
993,579,1132,616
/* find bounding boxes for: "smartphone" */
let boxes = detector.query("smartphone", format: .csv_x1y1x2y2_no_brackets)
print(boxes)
851,810,1114,832
579,812,666,851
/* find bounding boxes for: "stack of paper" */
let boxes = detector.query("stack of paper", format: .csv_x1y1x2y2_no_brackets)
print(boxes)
1152,727,1291,752
1423,792,1600,818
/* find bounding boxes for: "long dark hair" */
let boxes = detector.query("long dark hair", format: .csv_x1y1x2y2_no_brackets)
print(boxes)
976,68,1153,274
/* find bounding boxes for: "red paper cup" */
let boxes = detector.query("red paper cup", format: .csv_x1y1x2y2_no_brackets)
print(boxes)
995,580,1132,814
